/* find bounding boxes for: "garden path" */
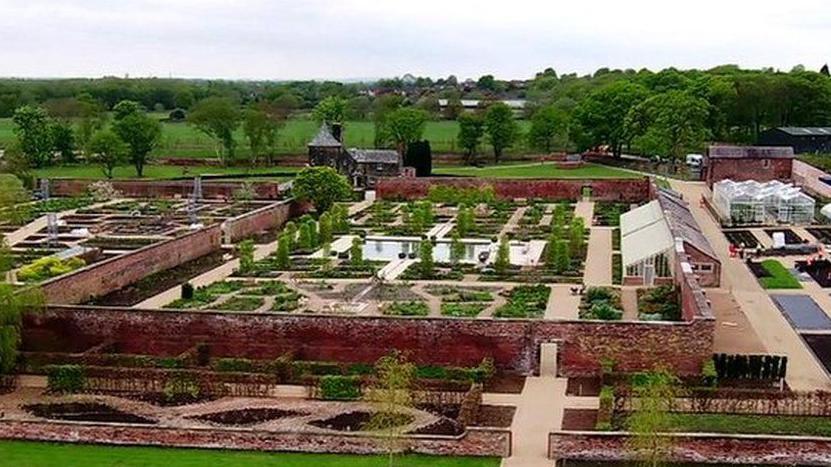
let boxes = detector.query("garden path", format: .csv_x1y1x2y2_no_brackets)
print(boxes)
670,179,831,391
500,207,528,237
583,228,613,286
573,200,594,225
544,285,580,320
750,228,773,249
620,287,639,320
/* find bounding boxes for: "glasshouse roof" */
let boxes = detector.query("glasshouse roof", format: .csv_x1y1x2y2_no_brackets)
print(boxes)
621,201,675,267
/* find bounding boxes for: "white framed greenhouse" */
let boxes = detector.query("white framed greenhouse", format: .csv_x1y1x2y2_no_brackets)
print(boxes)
620,200,675,285
712,179,815,225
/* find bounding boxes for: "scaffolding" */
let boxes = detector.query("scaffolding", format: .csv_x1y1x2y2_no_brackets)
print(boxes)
713,179,815,225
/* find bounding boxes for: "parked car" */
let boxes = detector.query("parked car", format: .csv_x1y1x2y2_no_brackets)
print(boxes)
686,154,704,167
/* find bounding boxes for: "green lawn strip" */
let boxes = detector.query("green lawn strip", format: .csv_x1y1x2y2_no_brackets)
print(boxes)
382,301,430,316
33,164,298,180
663,413,831,437
758,259,802,289
494,285,550,318
433,162,640,179
0,441,500,467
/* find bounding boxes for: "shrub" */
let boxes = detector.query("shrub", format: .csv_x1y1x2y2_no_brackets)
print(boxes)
163,373,201,402
17,256,85,283
237,240,255,274
46,365,86,393
382,301,430,317
181,282,194,300
587,302,623,320
213,358,254,373
596,385,614,430
319,375,361,400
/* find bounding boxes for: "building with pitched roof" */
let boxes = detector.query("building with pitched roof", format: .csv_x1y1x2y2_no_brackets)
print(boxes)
703,145,794,187
758,127,831,154
308,124,402,188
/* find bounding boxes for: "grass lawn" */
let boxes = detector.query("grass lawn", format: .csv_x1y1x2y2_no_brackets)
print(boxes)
33,164,299,181
0,441,501,467
433,162,640,179
0,116,532,158
665,413,831,437
758,259,802,289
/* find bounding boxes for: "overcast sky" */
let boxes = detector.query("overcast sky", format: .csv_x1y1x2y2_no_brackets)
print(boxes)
1,0,829,81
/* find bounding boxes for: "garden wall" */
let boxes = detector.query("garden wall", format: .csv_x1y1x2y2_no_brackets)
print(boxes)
48,179,284,200
548,430,831,465
0,420,511,458
375,177,654,202
221,200,308,243
39,226,221,305
23,306,714,377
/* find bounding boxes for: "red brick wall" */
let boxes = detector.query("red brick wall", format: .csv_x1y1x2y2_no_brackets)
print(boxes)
548,431,831,465
705,158,793,187
49,179,284,200
684,243,721,288
221,200,308,243
40,226,221,305
0,420,511,458
23,306,714,377
376,177,654,202
675,249,715,323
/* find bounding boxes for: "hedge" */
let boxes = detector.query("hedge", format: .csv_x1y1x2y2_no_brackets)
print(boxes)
46,365,86,393
318,375,361,400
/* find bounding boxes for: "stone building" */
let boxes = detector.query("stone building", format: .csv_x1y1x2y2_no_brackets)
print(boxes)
308,124,401,187
703,145,794,187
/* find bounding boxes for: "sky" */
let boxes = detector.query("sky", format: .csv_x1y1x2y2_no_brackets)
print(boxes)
1,0,830,81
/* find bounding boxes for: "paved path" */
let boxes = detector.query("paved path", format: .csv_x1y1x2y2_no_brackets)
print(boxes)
4,199,125,247
500,207,528,237
377,258,416,280
670,180,831,391
584,227,613,286
500,377,564,467
545,285,580,320
620,287,639,320
573,200,594,225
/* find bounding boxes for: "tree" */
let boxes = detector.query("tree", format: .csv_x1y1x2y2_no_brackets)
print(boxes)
569,217,586,257
365,351,416,467
188,97,241,165
625,91,710,166
574,81,649,157
373,94,405,148
457,113,485,164
51,120,76,163
442,96,464,120
528,105,569,153
292,167,352,214
350,236,364,266
494,236,510,275
297,223,313,251
456,205,474,237
449,231,465,265
283,221,297,251
242,104,282,165
627,369,681,466
383,108,428,155
12,106,54,168
75,94,107,152
111,100,162,177
275,234,292,269
318,212,333,244
553,240,571,274
88,130,128,179
821,64,830,77
484,103,519,163
313,96,348,126
237,240,255,274
418,240,435,278
477,74,497,91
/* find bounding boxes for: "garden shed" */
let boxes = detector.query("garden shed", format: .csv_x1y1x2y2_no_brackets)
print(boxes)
620,200,675,285
712,179,815,225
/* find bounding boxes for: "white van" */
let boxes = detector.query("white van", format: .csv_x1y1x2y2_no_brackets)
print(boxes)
686,154,704,167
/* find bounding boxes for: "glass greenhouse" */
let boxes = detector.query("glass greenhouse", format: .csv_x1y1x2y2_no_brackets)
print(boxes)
713,179,815,225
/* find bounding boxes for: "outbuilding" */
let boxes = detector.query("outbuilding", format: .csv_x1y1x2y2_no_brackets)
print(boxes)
758,127,831,154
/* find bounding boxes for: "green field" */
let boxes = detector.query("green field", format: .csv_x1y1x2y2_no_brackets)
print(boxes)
33,164,299,181
0,441,499,467
434,162,640,179
0,116,532,158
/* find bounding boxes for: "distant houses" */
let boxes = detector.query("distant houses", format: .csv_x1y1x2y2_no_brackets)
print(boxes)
437,99,526,115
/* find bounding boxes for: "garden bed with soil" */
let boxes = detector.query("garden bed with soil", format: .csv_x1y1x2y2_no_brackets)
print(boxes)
308,411,414,432
190,407,303,426
23,402,156,425
722,230,759,248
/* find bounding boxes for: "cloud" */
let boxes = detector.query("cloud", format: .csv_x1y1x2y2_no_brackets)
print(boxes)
0,0,827,79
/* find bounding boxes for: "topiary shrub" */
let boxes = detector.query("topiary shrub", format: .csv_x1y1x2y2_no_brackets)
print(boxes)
46,365,86,393
162,373,201,402
318,375,361,400
213,358,254,373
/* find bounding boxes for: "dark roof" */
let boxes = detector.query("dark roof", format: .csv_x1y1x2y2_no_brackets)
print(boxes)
308,125,342,147
347,148,399,164
707,145,794,159
772,127,831,137
657,188,719,261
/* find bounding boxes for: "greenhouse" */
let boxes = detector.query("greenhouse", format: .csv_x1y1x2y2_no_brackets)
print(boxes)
620,200,675,285
712,179,815,225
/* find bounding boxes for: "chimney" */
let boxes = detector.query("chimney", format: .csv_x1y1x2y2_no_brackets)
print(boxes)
331,123,343,143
